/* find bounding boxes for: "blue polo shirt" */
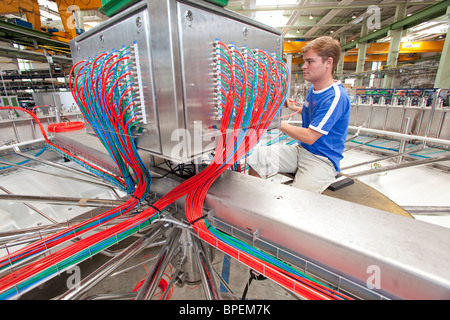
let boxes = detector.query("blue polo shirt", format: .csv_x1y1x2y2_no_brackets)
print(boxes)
300,81,350,171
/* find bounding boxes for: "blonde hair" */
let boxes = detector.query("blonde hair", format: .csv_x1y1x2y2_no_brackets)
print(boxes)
302,36,341,73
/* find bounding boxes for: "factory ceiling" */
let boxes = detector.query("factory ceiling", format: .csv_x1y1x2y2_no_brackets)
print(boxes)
0,0,448,65
227,0,449,45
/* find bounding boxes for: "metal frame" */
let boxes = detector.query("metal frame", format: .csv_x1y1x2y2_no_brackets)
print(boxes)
343,89,450,176
349,90,450,142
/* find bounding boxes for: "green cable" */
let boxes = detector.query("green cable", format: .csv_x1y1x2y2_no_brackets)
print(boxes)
205,221,327,287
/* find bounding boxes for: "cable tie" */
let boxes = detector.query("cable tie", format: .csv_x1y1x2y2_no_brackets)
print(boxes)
189,214,207,226
130,194,140,200
148,203,161,212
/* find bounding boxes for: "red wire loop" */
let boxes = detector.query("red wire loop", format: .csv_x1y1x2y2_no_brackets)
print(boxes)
47,121,85,133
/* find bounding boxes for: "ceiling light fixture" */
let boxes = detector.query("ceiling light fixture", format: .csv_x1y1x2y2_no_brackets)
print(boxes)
309,14,313,19
352,13,356,19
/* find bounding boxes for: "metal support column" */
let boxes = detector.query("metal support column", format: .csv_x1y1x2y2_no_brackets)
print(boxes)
382,3,407,88
336,35,346,81
354,21,368,87
434,6,450,89
135,226,182,300
192,235,221,300
397,117,411,164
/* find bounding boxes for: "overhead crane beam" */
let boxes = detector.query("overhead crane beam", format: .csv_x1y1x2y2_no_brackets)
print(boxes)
55,0,102,40
0,0,41,30
285,40,443,65
290,53,422,65
286,41,443,68
284,40,444,55
0,19,70,57
0,0,103,41
228,1,441,13
0,22,70,57
341,0,450,50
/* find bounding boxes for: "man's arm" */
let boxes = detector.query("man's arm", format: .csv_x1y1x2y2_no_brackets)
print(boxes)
279,121,322,145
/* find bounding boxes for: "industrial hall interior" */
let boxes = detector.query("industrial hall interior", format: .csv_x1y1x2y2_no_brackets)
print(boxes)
0,0,449,302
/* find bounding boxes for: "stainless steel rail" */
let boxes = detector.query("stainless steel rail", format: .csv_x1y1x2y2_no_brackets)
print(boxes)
192,233,221,300
59,222,168,300
0,194,127,208
135,226,183,300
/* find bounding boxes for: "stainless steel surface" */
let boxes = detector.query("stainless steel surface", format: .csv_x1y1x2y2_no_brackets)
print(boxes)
13,149,113,184
0,226,67,246
135,226,183,300
149,170,450,300
347,154,450,178
69,0,283,163
59,222,168,300
347,125,450,146
340,146,424,171
161,267,182,300
52,129,123,177
177,227,203,284
0,138,46,152
0,186,59,224
173,226,218,287
192,233,221,300
397,117,411,163
0,194,126,208
174,0,283,160
84,292,137,300
0,110,81,147
70,2,160,152
212,266,238,300
0,159,116,190
31,92,79,113
402,206,450,215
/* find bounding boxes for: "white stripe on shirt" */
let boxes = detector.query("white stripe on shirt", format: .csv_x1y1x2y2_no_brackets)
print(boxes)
315,82,340,133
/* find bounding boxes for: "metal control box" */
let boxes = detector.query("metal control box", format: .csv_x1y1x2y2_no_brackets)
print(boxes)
70,0,283,163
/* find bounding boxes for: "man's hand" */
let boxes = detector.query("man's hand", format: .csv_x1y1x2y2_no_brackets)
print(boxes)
285,99,302,113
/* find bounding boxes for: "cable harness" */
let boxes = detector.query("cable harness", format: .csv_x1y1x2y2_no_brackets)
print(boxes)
0,41,352,300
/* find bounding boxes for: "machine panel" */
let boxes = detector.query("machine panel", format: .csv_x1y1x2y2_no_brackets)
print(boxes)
70,0,283,163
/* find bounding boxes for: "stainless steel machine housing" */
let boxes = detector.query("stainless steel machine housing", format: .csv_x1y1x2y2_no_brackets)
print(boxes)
70,0,283,163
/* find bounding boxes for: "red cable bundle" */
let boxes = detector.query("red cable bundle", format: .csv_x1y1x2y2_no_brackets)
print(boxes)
176,44,352,300
47,121,85,133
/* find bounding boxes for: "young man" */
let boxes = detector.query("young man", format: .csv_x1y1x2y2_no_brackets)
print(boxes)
248,36,350,193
